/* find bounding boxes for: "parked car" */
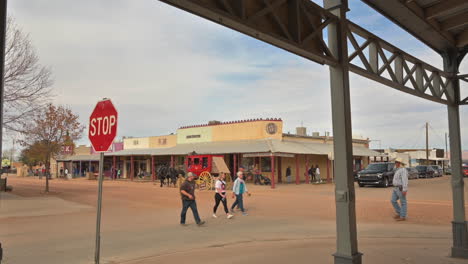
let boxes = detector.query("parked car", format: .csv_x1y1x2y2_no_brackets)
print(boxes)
357,162,395,187
463,166,468,177
445,167,451,175
415,165,435,178
430,165,443,177
406,167,419,179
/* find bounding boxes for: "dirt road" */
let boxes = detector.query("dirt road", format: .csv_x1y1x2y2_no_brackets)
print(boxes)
1,176,467,264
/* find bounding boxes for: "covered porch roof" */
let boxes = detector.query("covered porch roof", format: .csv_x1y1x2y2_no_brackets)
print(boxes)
362,0,468,53
106,139,382,158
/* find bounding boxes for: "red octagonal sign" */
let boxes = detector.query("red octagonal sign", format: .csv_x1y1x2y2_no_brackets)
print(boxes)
89,99,118,152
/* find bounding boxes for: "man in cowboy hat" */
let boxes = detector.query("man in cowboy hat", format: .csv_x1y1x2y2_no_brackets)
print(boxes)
391,157,409,221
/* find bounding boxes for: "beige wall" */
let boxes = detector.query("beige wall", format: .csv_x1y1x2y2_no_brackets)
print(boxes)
75,145,91,155
124,137,150,149
283,134,369,148
177,127,213,144
212,120,283,142
149,135,177,148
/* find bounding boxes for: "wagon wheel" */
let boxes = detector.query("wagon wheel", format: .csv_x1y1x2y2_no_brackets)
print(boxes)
197,171,212,191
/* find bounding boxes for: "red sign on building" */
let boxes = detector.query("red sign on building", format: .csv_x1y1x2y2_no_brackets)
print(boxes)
88,99,118,152
61,145,74,155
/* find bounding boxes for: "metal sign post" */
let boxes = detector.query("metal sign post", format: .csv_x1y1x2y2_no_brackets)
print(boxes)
94,151,104,264
88,98,118,264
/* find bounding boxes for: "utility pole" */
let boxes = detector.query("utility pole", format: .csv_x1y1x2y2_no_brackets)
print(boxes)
426,122,429,165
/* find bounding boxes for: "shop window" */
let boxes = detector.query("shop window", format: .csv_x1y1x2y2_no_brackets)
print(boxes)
261,157,271,172
241,157,254,171
202,157,208,168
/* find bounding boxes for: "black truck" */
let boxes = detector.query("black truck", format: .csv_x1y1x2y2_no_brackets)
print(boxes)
357,162,395,188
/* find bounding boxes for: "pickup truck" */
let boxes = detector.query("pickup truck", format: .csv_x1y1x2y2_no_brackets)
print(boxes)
357,162,395,188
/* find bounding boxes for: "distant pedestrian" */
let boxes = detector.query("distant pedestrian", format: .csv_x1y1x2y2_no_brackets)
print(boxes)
117,168,121,179
180,172,205,226
231,171,251,216
308,166,315,184
315,165,321,183
212,172,234,219
391,158,408,221
253,165,261,185
64,168,69,178
286,166,292,183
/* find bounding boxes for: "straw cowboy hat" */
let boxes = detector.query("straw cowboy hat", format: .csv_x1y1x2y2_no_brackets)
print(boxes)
394,157,406,165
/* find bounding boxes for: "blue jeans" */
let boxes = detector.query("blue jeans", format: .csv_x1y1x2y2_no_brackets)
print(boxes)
231,194,244,212
391,187,407,218
180,200,201,224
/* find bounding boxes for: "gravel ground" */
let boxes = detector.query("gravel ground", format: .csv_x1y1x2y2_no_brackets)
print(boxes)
0,175,467,264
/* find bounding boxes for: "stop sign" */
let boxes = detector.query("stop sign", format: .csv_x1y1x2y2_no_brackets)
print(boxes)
89,99,118,152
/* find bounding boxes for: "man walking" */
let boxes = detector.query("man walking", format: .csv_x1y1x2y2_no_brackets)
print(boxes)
391,158,408,221
180,172,205,226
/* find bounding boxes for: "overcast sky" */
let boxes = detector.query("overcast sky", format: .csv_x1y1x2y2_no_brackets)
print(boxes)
6,0,468,150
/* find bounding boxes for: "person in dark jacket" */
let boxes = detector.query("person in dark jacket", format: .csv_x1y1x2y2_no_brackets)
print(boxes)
286,166,292,183
179,172,205,226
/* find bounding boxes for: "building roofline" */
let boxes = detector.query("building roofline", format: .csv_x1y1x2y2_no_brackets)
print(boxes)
283,133,369,143
179,118,282,129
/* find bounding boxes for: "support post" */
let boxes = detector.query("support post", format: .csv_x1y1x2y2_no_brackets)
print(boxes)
271,155,275,189
305,155,310,184
369,42,378,74
130,156,134,181
444,51,468,259
395,55,403,84
151,156,155,181
325,0,362,263
170,155,174,168
112,156,116,180
295,154,300,185
79,161,82,177
0,0,7,183
233,154,237,178
327,158,331,183
278,156,282,183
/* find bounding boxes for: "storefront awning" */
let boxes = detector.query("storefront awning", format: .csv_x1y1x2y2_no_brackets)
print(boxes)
107,139,380,158
56,154,100,162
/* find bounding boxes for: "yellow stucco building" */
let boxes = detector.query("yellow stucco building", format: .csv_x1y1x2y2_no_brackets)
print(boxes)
108,118,378,185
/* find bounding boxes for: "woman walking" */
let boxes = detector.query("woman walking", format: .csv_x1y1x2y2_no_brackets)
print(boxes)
231,171,251,216
213,172,234,219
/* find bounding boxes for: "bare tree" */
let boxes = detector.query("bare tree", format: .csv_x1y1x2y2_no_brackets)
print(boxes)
20,104,84,192
4,17,53,132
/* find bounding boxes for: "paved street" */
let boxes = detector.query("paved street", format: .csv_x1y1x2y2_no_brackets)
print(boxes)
1,175,467,264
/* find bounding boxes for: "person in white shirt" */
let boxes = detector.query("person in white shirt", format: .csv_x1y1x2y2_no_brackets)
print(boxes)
391,158,409,221
213,172,234,219
315,165,321,183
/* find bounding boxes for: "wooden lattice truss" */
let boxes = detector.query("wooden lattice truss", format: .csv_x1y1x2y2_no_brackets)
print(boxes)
160,0,464,105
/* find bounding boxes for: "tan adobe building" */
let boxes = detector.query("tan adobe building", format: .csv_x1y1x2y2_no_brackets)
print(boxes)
107,118,379,185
